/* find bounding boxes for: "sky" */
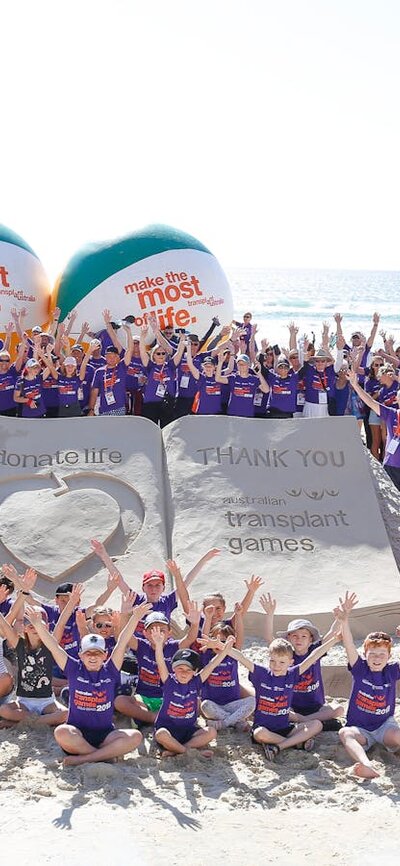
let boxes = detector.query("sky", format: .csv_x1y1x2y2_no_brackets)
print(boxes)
1,0,400,280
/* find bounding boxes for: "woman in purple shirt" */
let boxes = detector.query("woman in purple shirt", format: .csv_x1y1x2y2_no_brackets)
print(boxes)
39,346,92,417
348,369,400,490
139,325,185,427
14,358,47,418
0,341,26,416
216,353,268,418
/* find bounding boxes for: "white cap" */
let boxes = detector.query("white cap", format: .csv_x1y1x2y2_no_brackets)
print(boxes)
26,358,40,368
64,356,77,366
80,634,106,653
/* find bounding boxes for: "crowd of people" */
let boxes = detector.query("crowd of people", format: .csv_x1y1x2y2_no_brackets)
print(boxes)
0,546,399,779
1,306,400,487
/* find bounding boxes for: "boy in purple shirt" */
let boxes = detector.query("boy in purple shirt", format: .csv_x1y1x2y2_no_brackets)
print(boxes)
153,629,235,757
222,624,340,760
335,599,400,779
23,600,150,765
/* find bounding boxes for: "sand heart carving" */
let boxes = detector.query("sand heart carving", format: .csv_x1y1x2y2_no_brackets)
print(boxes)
0,487,120,578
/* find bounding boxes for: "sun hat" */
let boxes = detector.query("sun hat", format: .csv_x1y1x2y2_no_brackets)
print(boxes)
277,618,321,642
310,348,331,363
237,354,250,363
276,355,290,368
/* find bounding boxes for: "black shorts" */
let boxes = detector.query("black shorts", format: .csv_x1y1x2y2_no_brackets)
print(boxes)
79,725,115,749
155,724,199,745
252,722,295,742
291,702,322,716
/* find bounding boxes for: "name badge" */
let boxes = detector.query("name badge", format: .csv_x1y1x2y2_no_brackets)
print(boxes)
297,393,305,406
319,392,328,404
387,438,400,455
105,390,116,406
77,387,84,402
156,382,166,397
253,392,263,406
180,375,190,389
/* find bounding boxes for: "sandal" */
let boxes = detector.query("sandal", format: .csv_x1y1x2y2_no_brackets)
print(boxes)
262,743,280,762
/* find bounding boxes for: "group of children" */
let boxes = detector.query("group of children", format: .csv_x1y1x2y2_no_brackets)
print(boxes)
1,546,399,779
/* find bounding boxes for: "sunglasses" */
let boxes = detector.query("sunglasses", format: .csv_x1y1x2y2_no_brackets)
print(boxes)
154,351,166,356
95,622,113,629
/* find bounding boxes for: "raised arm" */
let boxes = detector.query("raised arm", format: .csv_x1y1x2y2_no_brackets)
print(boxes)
183,547,221,589
179,601,201,648
102,309,123,352
0,610,20,646
298,630,341,675
185,340,201,380
199,636,235,682
259,592,276,646
122,323,134,365
233,602,244,650
78,346,93,381
53,584,83,643
366,312,380,349
152,627,170,683
139,325,151,367
237,575,264,617
90,538,131,595
288,321,298,352
333,597,359,667
166,559,190,614
215,352,229,384
348,369,380,415
24,605,68,670
111,600,152,669
224,643,255,673
172,332,187,367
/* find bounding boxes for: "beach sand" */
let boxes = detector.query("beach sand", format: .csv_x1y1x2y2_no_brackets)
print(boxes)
1,450,399,865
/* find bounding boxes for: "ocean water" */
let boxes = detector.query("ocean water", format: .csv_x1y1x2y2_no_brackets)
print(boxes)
227,267,400,350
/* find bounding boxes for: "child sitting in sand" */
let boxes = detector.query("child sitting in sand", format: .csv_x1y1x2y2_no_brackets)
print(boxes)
153,627,235,757
199,604,255,731
22,599,152,765
205,603,341,760
114,596,202,726
335,597,400,778
263,591,357,730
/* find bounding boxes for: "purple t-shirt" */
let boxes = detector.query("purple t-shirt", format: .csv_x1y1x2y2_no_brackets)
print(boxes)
177,356,202,398
378,383,398,408
16,374,46,417
143,360,177,403
93,361,127,413
89,355,107,370
380,405,400,468
266,369,298,413
65,655,120,731
195,374,222,415
136,637,180,698
201,650,240,704
0,364,18,411
42,373,60,409
291,642,325,711
126,358,147,393
227,374,260,417
133,590,177,637
58,374,81,406
249,662,301,731
155,673,201,731
0,598,12,616
302,362,336,405
346,655,400,731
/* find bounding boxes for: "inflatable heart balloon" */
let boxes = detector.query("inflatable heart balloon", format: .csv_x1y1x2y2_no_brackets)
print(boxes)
0,224,51,332
54,224,234,335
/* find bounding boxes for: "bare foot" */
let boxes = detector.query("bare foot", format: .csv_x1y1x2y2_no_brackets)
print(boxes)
160,749,181,759
350,762,380,779
0,720,14,729
63,754,87,767
199,749,213,758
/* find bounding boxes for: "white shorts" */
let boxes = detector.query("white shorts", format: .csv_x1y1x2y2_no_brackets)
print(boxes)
302,401,329,418
18,695,56,714
354,717,400,752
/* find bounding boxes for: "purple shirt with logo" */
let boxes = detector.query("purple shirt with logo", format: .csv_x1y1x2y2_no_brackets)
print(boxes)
195,374,222,415
65,655,120,731
16,374,46,417
155,673,201,731
249,662,301,731
302,362,336,405
58,374,81,406
346,655,400,731
126,358,147,393
136,637,180,698
227,374,260,417
93,361,127,413
177,355,202,398
143,360,177,403
291,642,325,711
0,364,18,411
266,369,298,413
201,650,240,704
42,373,60,409
380,405,400,467
132,590,177,637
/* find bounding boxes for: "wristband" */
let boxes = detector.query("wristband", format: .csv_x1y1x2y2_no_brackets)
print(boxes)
19,590,29,596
